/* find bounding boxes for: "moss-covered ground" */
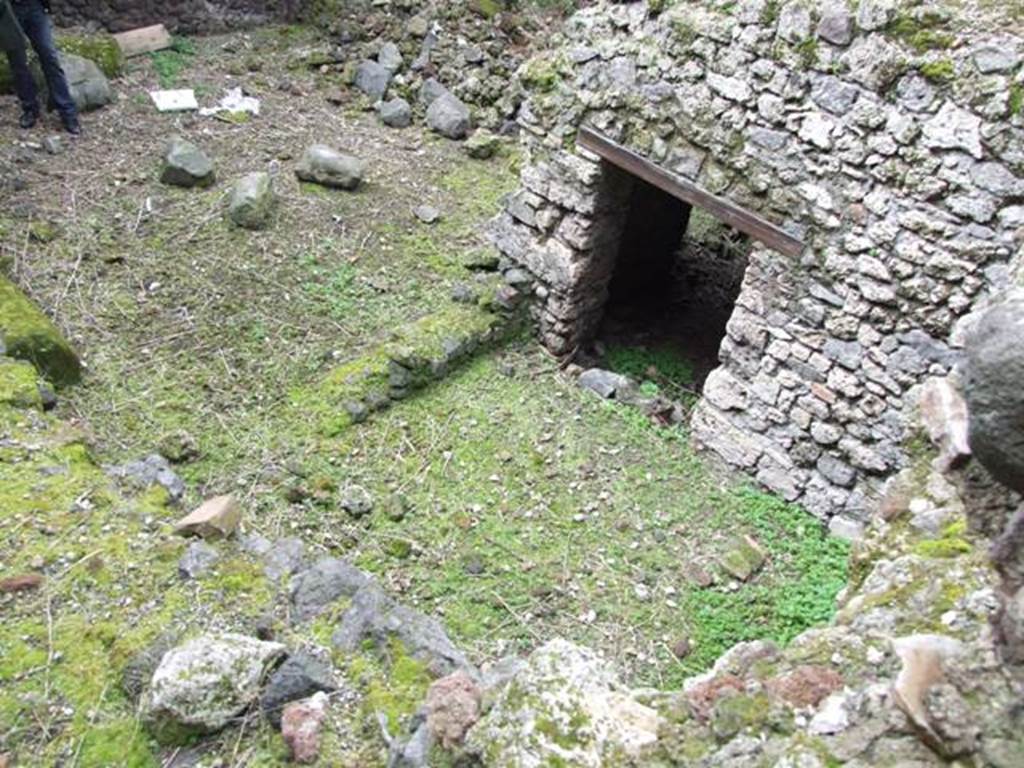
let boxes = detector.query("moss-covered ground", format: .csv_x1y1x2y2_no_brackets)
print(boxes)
0,23,848,766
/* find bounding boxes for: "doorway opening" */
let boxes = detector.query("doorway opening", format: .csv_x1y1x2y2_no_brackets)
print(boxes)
594,175,751,399
572,128,800,403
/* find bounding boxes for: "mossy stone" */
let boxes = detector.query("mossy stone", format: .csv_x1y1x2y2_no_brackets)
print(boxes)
719,537,766,581
0,275,82,387
710,693,771,741
0,31,122,93
0,357,42,409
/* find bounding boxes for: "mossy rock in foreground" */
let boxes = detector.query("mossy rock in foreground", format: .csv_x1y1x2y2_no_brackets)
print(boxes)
0,30,122,92
0,275,81,387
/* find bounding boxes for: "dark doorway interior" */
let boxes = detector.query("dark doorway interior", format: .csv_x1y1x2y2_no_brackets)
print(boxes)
594,176,750,398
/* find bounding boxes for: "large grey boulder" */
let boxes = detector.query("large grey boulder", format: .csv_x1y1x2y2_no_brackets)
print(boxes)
143,633,285,743
354,59,392,101
295,144,365,190
964,288,1024,494
160,137,215,188
62,53,112,111
228,171,275,230
426,93,471,140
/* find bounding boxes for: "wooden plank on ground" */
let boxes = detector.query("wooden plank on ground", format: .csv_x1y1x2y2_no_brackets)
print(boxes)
577,126,805,258
114,24,172,57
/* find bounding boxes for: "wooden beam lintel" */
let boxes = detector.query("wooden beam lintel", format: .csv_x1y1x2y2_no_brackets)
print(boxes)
576,127,805,258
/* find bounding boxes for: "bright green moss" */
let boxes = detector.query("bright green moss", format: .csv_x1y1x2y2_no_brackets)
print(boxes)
0,275,82,386
920,58,955,83
472,0,503,19
1010,83,1023,117
78,719,157,768
886,13,954,53
55,32,124,77
520,55,564,93
0,31,122,92
913,518,972,558
796,37,819,69
348,639,432,731
0,358,42,409
711,693,772,740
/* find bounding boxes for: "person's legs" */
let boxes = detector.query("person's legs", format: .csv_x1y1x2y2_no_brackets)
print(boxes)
14,0,77,124
5,45,40,122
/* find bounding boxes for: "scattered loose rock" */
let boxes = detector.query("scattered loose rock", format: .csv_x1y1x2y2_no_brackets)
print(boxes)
174,495,241,540
426,93,471,140
143,633,286,743
413,205,440,224
425,670,481,749
282,692,329,764
295,144,365,190
354,59,392,101
177,540,219,579
160,137,215,188
340,484,374,517
63,53,113,112
228,171,275,230
464,129,500,159
263,537,306,582
418,77,449,107
718,536,766,581
260,650,337,729
106,454,185,502
290,557,370,621
379,97,412,128
332,582,471,676
378,41,403,74
578,368,632,399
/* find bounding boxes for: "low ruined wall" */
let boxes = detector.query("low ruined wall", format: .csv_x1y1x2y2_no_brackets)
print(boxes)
492,0,1024,528
50,0,303,35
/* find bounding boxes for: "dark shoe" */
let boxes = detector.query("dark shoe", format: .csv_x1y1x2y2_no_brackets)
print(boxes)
62,117,82,136
19,111,38,129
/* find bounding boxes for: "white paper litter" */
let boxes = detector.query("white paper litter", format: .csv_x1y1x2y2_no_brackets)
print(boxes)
199,87,261,118
150,89,199,112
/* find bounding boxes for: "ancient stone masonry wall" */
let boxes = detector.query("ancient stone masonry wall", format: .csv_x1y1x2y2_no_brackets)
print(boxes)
50,0,301,34
491,0,1024,529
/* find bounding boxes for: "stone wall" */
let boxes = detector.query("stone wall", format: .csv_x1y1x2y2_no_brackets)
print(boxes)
491,0,1024,529
50,0,303,34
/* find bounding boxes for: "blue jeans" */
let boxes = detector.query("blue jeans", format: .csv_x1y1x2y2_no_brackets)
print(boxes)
5,0,76,120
